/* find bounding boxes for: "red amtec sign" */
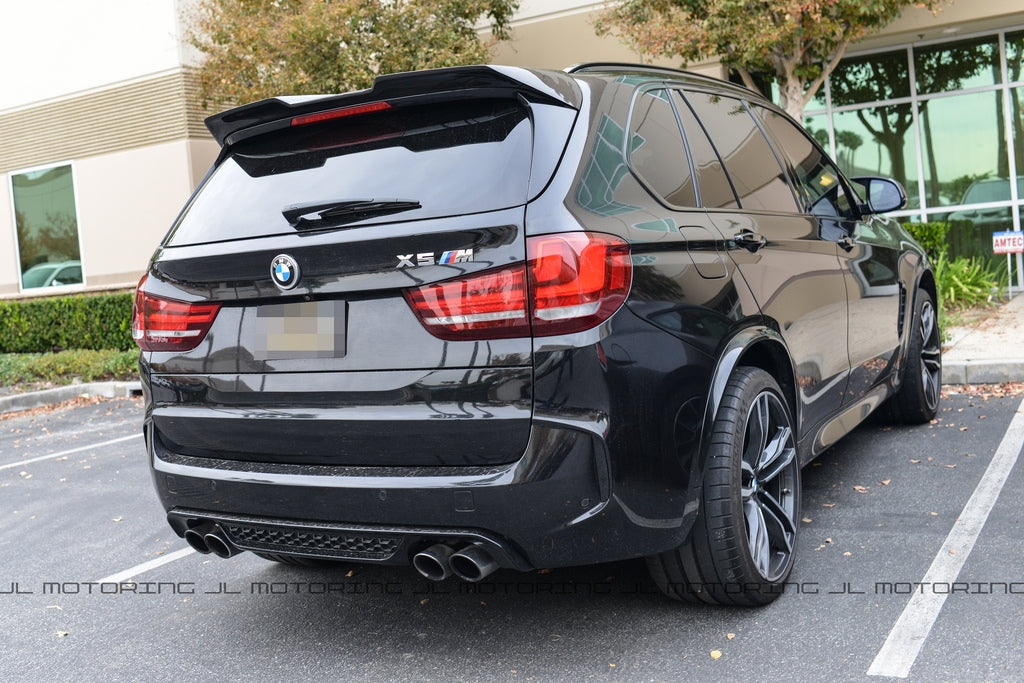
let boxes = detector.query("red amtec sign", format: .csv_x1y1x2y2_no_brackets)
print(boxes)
992,231,1024,254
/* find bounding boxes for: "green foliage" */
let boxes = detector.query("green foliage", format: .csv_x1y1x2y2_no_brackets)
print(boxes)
187,0,518,106
901,221,949,262
0,350,138,386
595,0,945,118
932,251,1003,311
0,293,134,353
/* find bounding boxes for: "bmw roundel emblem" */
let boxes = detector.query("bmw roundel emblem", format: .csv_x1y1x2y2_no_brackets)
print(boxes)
270,254,300,290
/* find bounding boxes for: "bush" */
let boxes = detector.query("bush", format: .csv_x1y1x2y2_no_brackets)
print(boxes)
0,292,134,353
901,221,949,263
932,251,1004,311
0,349,138,385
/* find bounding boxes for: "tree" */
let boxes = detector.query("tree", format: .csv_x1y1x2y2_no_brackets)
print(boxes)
186,0,518,105
595,0,943,119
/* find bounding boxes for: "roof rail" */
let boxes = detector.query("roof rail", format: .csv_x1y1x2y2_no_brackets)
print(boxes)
564,62,761,97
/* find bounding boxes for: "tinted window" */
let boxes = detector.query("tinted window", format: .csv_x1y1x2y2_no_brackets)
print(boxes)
627,89,695,207
672,91,738,209
167,99,535,246
682,92,798,213
756,107,856,219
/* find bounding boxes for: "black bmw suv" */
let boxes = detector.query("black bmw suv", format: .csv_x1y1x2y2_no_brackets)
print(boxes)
133,64,940,605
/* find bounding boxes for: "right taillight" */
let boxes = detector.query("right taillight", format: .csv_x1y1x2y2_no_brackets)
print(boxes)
406,231,631,340
132,274,221,352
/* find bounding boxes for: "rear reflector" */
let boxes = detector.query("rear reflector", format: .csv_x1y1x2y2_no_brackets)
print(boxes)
406,232,631,340
291,101,392,127
132,275,221,352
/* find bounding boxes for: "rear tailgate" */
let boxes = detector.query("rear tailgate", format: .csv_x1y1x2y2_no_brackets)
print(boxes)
141,67,581,468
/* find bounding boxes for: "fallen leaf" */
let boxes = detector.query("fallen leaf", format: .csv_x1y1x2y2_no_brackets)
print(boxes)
949,549,957,555
537,568,552,575
879,479,891,486
801,517,812,523
345,570,355,578
112,517,123,523
910,459,922,464
853,485,869,493
945,464,957,469
55,631,69,638
727,633,735,640
822,503,836,508
964,453,977,457
930,512,938,516
420,598,429,605
959,427,968,432
825,538,833,544
710,650,722,660
843,552,852,557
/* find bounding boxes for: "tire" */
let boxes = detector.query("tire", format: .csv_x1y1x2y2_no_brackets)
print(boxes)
648,367,800,606
884,288,941,424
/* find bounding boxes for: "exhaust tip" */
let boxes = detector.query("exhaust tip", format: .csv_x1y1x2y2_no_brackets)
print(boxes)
413,544,455,581
450,544,499,582
184,526,212,554
204,531,240,559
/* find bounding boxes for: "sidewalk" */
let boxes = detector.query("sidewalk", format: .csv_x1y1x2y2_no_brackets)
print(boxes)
942,291,1024,384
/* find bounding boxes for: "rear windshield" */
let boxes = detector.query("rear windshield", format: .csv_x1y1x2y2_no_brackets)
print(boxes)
166,99,534,246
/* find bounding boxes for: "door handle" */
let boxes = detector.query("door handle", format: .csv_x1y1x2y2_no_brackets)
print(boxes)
732,230,767,252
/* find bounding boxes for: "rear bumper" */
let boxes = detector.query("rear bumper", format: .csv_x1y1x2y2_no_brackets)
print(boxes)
149,416,698,570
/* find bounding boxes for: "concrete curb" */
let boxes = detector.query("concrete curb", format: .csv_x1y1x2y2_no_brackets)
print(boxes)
942,360,1024,385
0,381,142,415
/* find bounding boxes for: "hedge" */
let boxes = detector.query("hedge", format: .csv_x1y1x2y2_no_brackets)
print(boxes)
0,292,134,353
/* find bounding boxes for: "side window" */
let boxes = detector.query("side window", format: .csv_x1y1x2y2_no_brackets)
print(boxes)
672,91,739,209
627,88,696,207
756,107,856,219
682,92,798,213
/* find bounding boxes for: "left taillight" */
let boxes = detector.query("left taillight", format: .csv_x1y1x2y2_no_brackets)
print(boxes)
132,274,221,352
405,231,631,340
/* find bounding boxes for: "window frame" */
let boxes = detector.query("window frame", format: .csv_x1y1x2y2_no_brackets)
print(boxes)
8,160,87,294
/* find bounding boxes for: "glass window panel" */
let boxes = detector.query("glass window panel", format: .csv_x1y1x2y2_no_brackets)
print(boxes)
757,108,856,219
627,89,696,207
672,91,738,209
1012,86,1024,179
919,91,1006,208
831,105,920,209
1008,31,1024,83
10,164,84,290
683,92,798,213
829,50,910,107
915,36,1001,95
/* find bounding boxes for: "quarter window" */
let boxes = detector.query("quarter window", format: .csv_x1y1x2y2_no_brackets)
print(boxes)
10,163,84,290
627,89,695,207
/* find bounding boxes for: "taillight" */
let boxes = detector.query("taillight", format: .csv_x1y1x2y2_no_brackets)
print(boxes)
132,275,221,352
406,232,631,340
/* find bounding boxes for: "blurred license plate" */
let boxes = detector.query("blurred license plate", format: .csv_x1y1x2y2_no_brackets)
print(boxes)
254,301,346,360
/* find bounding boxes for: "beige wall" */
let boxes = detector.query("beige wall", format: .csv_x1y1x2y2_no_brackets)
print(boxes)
75,139,219,290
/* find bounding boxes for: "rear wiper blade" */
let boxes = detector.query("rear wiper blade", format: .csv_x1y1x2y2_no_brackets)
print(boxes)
282,198,422,230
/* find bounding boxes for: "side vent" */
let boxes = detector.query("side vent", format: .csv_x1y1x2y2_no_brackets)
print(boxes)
897,283,907,337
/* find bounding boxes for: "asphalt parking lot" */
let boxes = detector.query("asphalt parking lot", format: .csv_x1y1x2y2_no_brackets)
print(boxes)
2,391,1023,681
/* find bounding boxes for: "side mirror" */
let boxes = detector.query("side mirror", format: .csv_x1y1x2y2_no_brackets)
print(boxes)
851,177,907,214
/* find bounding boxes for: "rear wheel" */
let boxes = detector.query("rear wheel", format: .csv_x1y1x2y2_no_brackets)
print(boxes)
885,288,941,424
648,367,800,606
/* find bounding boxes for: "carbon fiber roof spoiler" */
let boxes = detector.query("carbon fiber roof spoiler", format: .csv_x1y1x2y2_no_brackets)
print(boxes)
205,65,582,147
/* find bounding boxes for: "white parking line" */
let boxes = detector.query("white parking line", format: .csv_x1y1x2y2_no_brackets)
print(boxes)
0,433,142,471
96,547,196,584
868,398,1024,678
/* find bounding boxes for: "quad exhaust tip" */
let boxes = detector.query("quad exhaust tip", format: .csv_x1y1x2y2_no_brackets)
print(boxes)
412,543,456,581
